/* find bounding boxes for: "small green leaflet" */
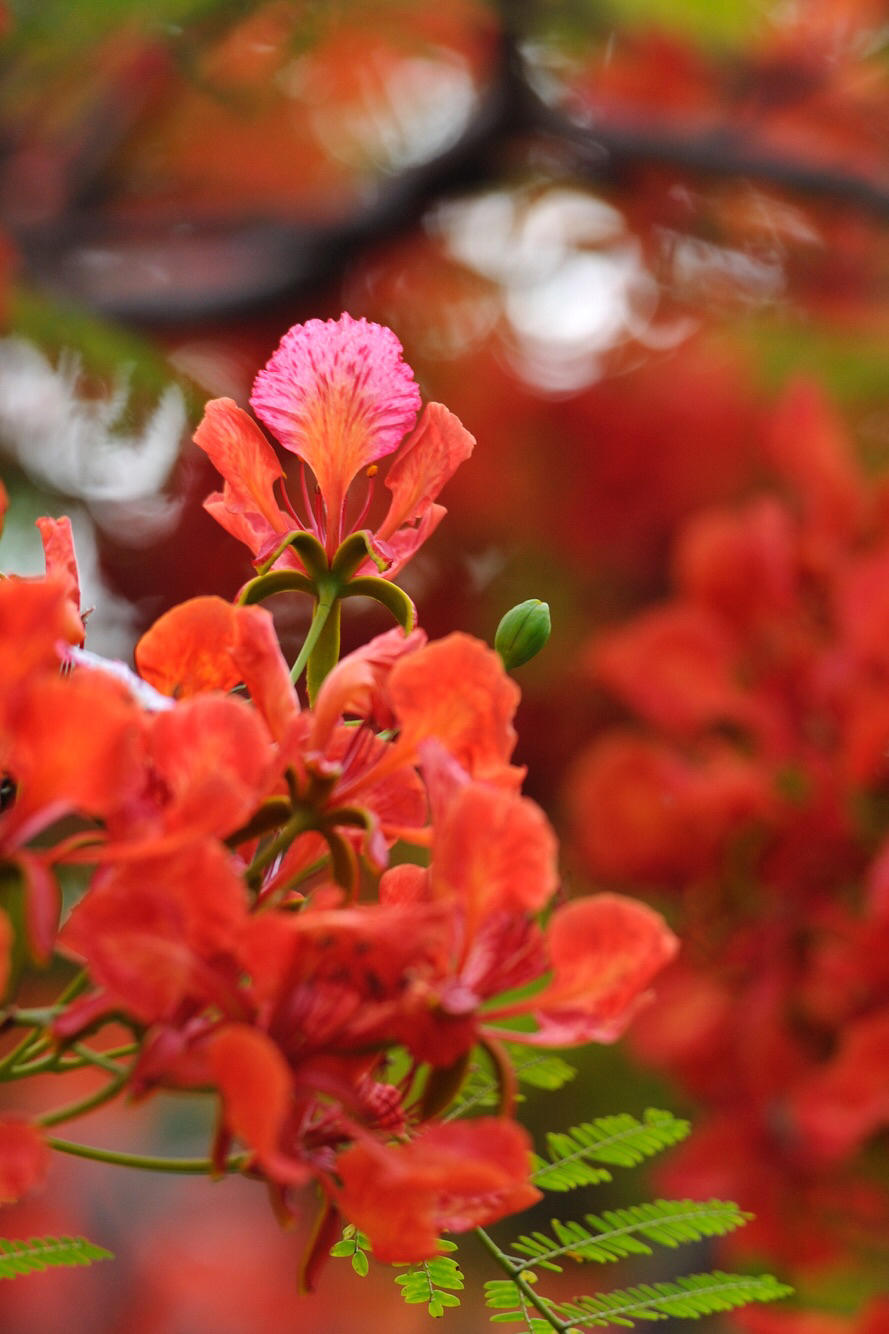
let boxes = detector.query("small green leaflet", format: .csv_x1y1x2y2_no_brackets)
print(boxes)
0,1235,113,1279
329,1224,371,1277
395,1240,464,1318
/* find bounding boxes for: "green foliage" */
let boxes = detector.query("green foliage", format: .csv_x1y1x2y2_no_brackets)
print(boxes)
486,1275,554,1331
553,1271,795,1327
530,1109,690,1191
0,1235,113,1280
330,1105,789,1333
447,1046,577,1119
485,1272,792,1330
511,1050,578,1093
479,1106,791,1332
329,1224,371,1277
511,1199,753,1271
395,1241,464,1318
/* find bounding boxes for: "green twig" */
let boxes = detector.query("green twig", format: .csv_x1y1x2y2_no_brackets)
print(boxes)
37,1063,131,1129
46,1137,251,1175
245,807,315,887
290,584,339,686
0,968,90,1079
476,1227,567,1333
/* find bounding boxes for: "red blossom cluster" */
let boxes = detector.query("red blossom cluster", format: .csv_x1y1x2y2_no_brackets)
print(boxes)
568,378,889,1276
0,314,677,1278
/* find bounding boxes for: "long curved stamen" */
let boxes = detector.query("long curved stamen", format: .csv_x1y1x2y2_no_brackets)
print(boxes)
313,482,328,549
297,463,323,541
277,475,308,531
348,465,379,537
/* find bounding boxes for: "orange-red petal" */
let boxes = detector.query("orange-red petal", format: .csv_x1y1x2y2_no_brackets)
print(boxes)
0,1119,49,1204
135,596,245,698
336,1117,540,1263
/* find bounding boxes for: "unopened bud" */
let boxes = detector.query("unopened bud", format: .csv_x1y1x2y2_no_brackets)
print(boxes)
495,599,551,669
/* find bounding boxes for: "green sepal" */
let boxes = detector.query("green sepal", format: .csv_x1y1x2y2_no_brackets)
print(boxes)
419,1048,472,1120
330,530,388,580
340,577,416,633
323,827,359,894
225,796,293,848
258,530,330,582
325,805,373,831
238,569,316,606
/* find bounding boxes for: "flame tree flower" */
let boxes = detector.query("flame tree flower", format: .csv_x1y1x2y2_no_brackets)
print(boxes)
194,313,475,697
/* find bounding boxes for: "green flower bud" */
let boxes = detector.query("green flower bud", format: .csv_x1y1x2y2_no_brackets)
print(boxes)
495,598,551,669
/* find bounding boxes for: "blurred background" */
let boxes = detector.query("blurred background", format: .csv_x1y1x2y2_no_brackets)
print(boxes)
4,0,889,1329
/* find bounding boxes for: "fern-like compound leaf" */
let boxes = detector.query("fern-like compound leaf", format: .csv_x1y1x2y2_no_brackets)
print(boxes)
446,1047,578,1121
0,1235,113,1279
531,1109,690,1192
511,1199,752,1271
505,1047,578,1092
395,1241,464,1318
551,1271,794,1327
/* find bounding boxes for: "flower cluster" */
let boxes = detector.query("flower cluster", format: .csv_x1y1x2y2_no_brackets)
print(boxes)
0,315,677,1278
567,378,889,1274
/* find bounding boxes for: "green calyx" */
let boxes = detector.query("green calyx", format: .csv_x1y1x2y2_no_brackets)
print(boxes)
235,530,415,699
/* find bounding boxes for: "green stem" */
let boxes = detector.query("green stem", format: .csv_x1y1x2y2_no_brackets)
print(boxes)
5,1051,65,1078
306,596,342,705
475,1227,568,1333
245,807,315,888
290,583,339,687
71,1042,130,1075
6,1042,139,1080
37,1062,131,1129
0,968,90,1080
46,1137,250,1175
